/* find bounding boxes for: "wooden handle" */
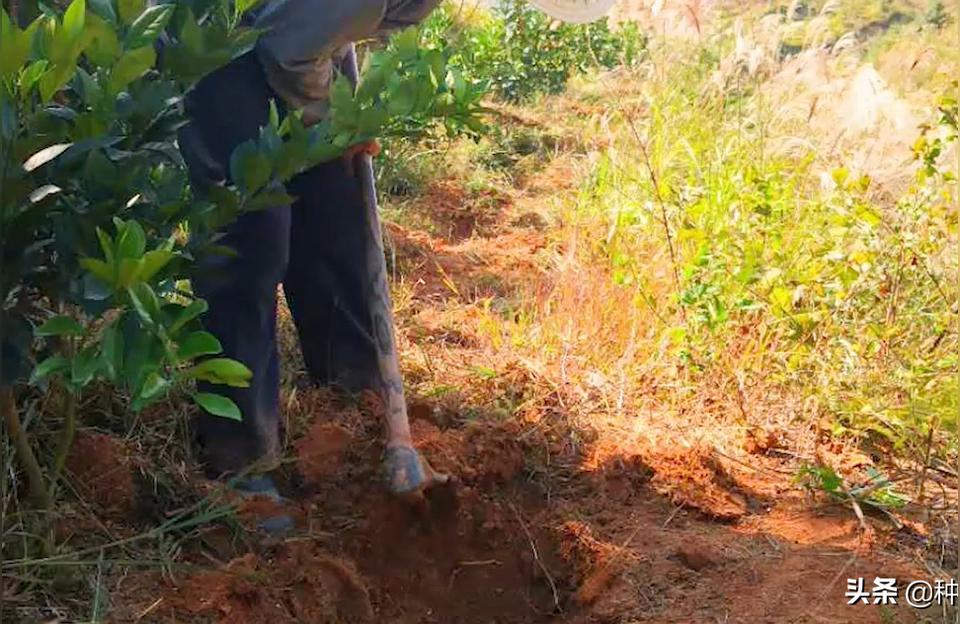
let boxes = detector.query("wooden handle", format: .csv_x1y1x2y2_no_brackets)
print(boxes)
342,44,412,446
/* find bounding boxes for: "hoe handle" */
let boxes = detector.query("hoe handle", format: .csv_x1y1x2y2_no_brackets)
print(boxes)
341,44,414,458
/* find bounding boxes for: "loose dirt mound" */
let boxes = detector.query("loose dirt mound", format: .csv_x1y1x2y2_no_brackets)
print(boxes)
112,391,928,624
117,398,567,623
65,430,138,522
295,422,354,484
646,446,750,520
151,546,373,623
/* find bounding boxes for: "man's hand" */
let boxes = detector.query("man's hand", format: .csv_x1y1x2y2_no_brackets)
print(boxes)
384,444,450,503
342,139,381,177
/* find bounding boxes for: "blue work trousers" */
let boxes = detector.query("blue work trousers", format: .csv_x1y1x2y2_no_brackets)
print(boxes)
179,52,380,475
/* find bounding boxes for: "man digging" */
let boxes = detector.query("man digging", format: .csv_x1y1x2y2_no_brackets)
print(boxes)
178,0,614,531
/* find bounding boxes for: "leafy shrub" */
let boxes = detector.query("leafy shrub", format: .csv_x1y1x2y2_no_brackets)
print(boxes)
924,0,951,29
422,0,646,103
0,0,486,551
588,58,958,469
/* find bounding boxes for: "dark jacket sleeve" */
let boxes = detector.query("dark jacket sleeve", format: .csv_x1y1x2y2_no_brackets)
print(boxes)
254,0,387,68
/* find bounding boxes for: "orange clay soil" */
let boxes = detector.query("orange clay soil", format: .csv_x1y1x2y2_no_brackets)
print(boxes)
103,165,936,624
108,397,931,624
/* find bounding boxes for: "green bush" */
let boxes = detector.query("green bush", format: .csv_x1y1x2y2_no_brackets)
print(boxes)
0,0,486,555
422,0,646,103
924,0,951,29
584,52,958,468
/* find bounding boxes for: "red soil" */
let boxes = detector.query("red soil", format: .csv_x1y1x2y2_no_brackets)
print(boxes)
107,392,929,624
65,431,138,522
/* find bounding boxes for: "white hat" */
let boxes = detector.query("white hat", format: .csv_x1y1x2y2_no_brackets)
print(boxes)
525,0,616,23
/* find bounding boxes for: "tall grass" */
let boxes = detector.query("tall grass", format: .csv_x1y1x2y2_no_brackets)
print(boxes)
411,1,959,487
565,10,958,475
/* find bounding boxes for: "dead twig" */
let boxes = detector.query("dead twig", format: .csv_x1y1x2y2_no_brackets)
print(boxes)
458,559,503,566
448,559,503,589
135,598,164,621
509,502,561,613
575,517,646,605
662,503,685,528
621,111,686,326
840,483,870,534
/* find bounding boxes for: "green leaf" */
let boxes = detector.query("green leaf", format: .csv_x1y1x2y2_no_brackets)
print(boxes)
235,0,263,18
393,27,419,61
332,131,353,148
139,372,169,400
387,81,417,117
356,53,389,101
39,62,78,102
96,227,115,265
424,49,446,85
176,331,222,360
115,220,147,259
242,191,296,213
79,257,114,286
84,13,121,65
127,283,162,326
471,365,498,379
229,142,272,194
71,346,101,386
449,67,468,100
462,114,487,135
818,466,842,493
77,67,103,107
108,45,155,94
0,11,39,80
769,286,792,314
30,356,69,384
88,0,117,23
357,106,388,136
45,1,87,70
330,77,357,118
61,0,86,44
36,315,84,337
194,392,242,421
19,60,49,94
125,3,173,49
306,141,342,164
273,139,308,182
100,321,124,380
137,249,175,282
117,0,145,24
831,167,849,187
187,358,252,387
121,318,154,390
178,7,203,52
268,99,280,129
169,299,208,334
117,258,144,288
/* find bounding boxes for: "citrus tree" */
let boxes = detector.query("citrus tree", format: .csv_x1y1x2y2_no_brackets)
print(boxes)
0,0,487,546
